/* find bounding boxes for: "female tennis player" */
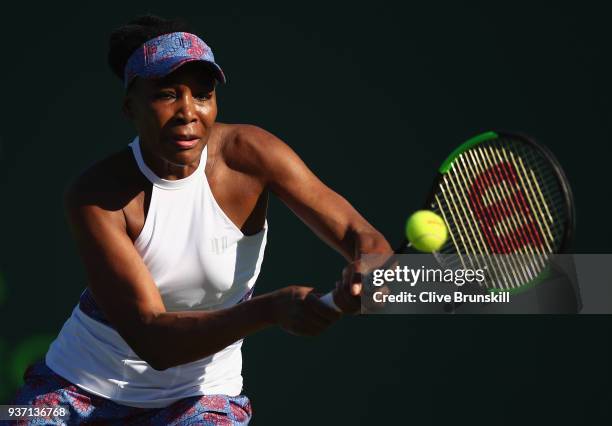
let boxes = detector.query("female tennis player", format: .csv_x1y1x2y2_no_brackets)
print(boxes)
9,15,391,425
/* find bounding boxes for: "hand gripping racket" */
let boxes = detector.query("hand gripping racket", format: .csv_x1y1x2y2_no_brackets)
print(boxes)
321,131,575,312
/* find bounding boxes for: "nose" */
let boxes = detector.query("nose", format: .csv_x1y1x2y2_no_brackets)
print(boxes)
175,91,198,124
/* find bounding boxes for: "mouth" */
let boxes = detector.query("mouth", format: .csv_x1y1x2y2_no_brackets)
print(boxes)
169,134,201,149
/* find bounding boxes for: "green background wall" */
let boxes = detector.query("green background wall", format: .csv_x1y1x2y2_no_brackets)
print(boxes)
1,4,611,425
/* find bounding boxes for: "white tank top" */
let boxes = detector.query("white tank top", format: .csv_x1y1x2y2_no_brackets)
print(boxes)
46,136,268,408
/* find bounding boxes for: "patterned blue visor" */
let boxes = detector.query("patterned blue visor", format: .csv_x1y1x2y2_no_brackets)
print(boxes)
123,32,227,88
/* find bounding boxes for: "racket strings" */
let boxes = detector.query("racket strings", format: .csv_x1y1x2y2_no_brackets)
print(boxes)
432,138,565,290
477,147,548,271
436,175,516,289
514,143,567,244
505,139,567,247
453,155,520,288
463,149,535,287
442,168,511,289
468,149,538,287
487,147,556,286
503,151,553,253
438,180,487,274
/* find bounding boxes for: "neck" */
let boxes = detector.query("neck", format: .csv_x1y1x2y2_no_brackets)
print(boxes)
139,140,205,181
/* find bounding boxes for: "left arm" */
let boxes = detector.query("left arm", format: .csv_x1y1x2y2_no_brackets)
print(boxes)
231,125,392,311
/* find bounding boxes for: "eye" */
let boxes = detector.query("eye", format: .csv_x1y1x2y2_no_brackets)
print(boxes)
194,92,212,101
155,91,176,100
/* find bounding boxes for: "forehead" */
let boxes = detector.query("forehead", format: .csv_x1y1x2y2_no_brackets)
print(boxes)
149,62,217,90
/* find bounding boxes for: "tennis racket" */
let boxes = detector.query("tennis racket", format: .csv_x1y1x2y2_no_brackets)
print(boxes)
320,130,575,312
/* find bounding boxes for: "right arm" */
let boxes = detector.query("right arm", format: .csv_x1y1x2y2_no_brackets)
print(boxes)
64,184,340,371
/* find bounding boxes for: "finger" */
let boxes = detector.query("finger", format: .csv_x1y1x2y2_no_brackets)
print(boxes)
342,264,362,294
334,281,361,313
336,279,360,304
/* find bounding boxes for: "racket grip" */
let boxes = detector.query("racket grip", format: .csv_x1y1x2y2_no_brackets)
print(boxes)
320,291,342,312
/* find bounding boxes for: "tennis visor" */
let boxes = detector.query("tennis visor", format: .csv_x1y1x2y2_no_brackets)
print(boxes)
124,32,227,88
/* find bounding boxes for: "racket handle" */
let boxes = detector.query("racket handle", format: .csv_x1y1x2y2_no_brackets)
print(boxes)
320,291,342,312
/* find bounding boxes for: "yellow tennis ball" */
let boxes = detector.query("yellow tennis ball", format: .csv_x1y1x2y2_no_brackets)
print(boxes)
405,210,448,252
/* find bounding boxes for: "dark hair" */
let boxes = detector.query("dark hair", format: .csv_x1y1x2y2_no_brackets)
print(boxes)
107,14,192,81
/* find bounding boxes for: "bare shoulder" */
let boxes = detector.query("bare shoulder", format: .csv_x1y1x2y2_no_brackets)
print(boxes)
213,123,322,197
65,147,144,209
215,123,292,176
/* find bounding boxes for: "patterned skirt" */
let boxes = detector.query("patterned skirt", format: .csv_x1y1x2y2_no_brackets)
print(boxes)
4,361,252,425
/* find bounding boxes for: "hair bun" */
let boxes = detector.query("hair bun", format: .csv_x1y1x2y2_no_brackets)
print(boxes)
107,15,193,82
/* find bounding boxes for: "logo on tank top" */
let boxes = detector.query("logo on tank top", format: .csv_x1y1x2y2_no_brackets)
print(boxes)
211,236,228,254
